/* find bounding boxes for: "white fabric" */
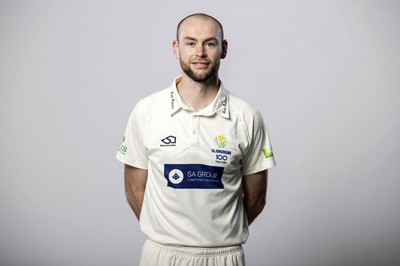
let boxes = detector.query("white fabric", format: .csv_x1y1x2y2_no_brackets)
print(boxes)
139,240,245,266
117,76,276,247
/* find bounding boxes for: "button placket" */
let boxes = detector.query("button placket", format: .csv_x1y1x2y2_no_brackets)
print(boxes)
191,115,200,147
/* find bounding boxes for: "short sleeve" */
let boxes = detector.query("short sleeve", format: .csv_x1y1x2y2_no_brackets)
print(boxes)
241,109,276,176
116,101,149,169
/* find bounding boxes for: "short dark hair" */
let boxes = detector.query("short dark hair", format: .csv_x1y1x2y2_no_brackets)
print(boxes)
176,13,224,41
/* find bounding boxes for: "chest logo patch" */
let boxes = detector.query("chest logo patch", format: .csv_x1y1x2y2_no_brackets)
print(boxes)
214,135,227,148
161,135,176,147
212,135,232,164
164,164,224,189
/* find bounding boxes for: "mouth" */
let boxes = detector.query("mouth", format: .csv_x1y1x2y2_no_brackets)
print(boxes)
192,61,210,68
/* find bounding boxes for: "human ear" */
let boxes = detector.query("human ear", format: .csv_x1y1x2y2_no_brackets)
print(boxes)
221,40,228,59
172,40,180,59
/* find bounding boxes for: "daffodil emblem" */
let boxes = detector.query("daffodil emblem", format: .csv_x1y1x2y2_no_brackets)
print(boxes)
215,135,227,148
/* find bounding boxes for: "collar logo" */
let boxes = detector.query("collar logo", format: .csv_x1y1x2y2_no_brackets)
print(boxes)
214,135,227,148
170,91,176,109
221,98,227,114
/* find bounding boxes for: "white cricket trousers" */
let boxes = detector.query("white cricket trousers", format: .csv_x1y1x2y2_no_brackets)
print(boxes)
139,239,245,266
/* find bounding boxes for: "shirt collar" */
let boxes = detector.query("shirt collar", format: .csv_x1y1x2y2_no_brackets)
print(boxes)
169,76,230,119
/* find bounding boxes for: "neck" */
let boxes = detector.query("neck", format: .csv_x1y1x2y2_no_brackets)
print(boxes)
176,74,220,111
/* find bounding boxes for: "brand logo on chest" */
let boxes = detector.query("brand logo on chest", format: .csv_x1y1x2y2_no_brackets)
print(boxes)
161,135,177,147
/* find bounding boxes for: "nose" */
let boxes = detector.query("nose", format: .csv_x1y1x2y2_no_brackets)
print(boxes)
195,44,206,57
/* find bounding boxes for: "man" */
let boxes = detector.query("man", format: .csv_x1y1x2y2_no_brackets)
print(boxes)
117,13,276,266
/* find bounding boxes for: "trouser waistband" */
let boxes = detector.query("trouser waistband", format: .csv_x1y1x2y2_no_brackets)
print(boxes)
146,239,243,256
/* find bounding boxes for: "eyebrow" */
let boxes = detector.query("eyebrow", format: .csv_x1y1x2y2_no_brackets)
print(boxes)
181,36,219,43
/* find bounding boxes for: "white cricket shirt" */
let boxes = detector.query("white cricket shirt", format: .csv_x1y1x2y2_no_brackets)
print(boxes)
117,76,276,247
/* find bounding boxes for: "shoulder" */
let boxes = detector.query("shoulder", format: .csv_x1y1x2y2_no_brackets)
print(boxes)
228,91,264,123
133,87,171,114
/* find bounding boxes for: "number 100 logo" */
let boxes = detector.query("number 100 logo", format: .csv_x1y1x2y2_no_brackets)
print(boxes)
216,154,228,161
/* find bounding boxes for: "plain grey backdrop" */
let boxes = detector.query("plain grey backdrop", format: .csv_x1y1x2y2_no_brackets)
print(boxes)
1,0,399,265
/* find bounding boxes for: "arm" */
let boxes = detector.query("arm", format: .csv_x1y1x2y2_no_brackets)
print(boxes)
124,164,148,220
242,170,268,225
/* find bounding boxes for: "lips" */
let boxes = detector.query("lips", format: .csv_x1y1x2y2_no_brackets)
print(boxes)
192,61,210,68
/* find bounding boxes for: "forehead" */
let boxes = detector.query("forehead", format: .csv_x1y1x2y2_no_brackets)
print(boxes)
179,16,222,40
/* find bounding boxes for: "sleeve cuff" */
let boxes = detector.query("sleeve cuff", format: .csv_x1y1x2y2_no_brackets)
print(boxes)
242,158,276,176
116,153,148,170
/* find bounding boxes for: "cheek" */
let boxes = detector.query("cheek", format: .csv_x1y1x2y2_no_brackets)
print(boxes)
173,47,181,59
175,48,188,59
180,53,193,63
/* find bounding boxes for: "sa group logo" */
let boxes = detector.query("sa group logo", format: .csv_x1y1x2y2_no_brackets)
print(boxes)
164,164,224,189
161,135,177,147
168,169,184,184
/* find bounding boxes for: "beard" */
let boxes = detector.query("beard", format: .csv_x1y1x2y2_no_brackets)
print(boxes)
179,59,220,83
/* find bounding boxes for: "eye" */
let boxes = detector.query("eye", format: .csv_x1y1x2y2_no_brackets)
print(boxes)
205,42,217,48
186,42,195,47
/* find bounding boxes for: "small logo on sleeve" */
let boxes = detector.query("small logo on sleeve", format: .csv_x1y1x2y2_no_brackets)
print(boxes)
263,148,273,158
164,164,224,189
119,136,128,155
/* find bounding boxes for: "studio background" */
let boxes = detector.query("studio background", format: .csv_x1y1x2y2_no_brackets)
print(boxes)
1,0,399,265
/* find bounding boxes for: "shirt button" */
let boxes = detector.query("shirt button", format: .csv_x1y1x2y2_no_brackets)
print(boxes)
193,129,197,134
